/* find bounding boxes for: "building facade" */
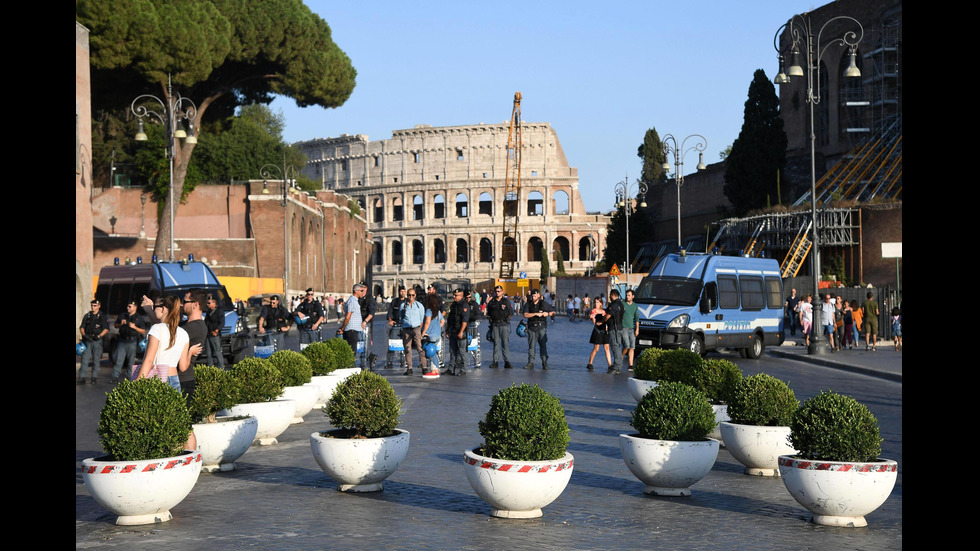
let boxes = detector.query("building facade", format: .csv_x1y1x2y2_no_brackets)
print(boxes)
295,123,609,297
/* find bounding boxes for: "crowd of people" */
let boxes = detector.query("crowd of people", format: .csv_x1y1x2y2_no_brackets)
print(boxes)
785,288,901,352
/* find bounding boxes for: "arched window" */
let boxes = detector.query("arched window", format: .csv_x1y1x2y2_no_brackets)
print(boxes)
433,238,446,264
502,236,518,263
456,238,469,263
455,193,468,217
434,194,446,219
392,196,404,222
373,197,384,223
527,191,543,216
527,237,543,261
412,239,424,265
552,190,569,215
479,238,494,262
578,236,594,261
413,195,424,220
372,241,383,265
478,192,493,215
391,240,403,265
552,237,569,264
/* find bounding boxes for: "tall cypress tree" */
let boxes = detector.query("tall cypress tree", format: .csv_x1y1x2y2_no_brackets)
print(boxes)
637,127,667,187
723,69,787,215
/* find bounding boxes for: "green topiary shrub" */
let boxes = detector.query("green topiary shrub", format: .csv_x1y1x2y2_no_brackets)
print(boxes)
97,378,192,461
789,391,883,463
633,347,667,381
479,383,570,461
630,381,715,441
324,337,356,370
268,350,313,386
650,348,703,387
188,365,241,423
694,358,742,404
323,371,401,438
231,356,285,404
726,373,798,426
304,338,356,375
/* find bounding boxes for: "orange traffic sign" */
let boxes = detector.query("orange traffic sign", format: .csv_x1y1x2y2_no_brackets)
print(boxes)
609,263,621,276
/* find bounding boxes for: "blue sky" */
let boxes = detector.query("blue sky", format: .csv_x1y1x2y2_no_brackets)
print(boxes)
272,0,823,212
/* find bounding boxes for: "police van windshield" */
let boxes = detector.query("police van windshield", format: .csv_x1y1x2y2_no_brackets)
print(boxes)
634,277,703,306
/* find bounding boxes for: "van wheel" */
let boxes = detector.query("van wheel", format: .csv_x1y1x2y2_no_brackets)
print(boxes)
688,335,705,357
746,334,764,359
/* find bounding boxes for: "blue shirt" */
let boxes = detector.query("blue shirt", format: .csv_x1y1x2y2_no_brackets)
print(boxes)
424,309,443,340
400,300,425,328
343,295,362,332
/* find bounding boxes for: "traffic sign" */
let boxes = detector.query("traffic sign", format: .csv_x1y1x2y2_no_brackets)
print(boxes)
519,271,527,279
609,264,621,276
518,278,529,287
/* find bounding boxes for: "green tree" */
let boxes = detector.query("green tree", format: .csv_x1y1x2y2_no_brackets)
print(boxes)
77,0,356,260
637,127,667,187
723,69,787,215
540,251,551,283
601,205,655,273
555,249,566,276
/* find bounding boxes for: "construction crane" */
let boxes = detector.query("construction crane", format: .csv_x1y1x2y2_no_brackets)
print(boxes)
499,92,523,279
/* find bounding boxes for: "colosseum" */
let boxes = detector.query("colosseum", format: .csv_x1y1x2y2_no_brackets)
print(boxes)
294,122,610,297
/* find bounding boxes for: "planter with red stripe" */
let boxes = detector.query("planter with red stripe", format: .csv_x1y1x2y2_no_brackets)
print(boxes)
81,450,202,525
777,455,898,527
463,448,574,518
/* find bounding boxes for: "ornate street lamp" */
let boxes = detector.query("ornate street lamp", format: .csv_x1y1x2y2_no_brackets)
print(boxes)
261,152,300,296
661,134,707,249
613,178,648,285
774,13,863,355
131,74,198,261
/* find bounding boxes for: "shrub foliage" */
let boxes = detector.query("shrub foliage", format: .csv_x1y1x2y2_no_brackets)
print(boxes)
630,381,715,441
789,391,883,463
303,338,356,375
98,378,192,461
188,365,241,423
633,347,667,381
324,371,401,438
231,356,285,403
651,349,703,387
726,373,797,426
479,383,570,461
695,358,742,404
268,350,313,386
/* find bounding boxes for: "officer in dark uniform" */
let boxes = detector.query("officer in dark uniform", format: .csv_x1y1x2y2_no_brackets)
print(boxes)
521,289,555,370
110,299,148,383
295,288,325,347
258,295,291,351
78,299,109,384
443,289,470,376
486,285,514,369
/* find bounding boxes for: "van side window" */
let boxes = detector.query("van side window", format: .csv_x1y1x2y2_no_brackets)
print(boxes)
718,275,739,309
740,276,765,310
764,277,782,309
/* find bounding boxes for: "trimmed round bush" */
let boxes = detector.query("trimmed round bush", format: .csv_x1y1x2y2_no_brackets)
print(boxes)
633,347,667,381
188,365,241,423
97,378,192,461
479,383,570,461
651,349,702,387
631,381,715,441
231,356,285,404
694,358,742,404
268,350,313,386
324,371,401,438
789,391,883,463
304,338,356,375
726,373,798,426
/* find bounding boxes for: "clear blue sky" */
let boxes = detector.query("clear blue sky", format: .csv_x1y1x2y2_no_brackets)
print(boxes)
272,0,822,212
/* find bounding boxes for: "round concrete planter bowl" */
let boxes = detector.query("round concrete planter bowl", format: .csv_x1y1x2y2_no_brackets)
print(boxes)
778,455,898,527
192,416,258,472
709,404,730,443
627,377,657,402
280,384,320,423
221,399,296,446
81,450,202,525
310,429,410,492
719,422,795,476
463,448,574,518
310,375,342,409
619,434,719,496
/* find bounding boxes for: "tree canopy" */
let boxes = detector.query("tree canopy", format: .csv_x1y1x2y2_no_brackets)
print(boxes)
77,0,356,259
723,69,787,215
637,128,667,187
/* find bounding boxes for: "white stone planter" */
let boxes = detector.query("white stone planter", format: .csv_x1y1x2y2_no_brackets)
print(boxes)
619,434,719,496
709,404,730,443
778,455,898,527
627,377,658,402
280,384,319,423
192,416,258,472
331,367,361,380
221,399,296,445
81,450,202,525
310,375,342,409
463,448,574,518
310,428,410,492
719,422,795,476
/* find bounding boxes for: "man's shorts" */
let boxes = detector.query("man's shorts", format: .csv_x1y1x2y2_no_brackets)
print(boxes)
822,324,834,335
864,317,878,336
621,329,636,349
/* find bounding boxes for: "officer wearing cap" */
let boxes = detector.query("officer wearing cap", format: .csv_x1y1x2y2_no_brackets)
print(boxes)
521,288,555,369
258,295,291,351
295,287,325,347
78,299,109,384
110,299,148,383
444,288,470,376
486,285,514,369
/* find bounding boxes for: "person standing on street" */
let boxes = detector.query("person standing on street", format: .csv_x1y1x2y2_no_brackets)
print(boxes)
420,293,445,376
486,285,514,369
340,284,366,357
295,288,325,347
443,289,470,376
573,293,582,322
603,289,626,374
785,288,800,337
522,288,555,370
621,289,640,371
799,294,813,347
820,293,836,351
181,289,209,404
78,299,110,384
258,295,291,351
110,299,148,383
861,291,880,351
204,294,225,368
397,288,425,375
386,286,408,369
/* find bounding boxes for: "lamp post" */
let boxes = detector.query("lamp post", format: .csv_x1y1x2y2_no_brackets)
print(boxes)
131,74,198,262
586,223,597,277
773,13,863,355
261,152,299,297
660,134,707,249
613,178,648,285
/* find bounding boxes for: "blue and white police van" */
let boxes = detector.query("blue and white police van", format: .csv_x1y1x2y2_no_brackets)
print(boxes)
634,251,784,359
95,260,250,363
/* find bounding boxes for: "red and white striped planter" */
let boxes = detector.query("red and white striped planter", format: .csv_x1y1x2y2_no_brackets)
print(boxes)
777,455,898,527
463,448,574,518
81,451,202,525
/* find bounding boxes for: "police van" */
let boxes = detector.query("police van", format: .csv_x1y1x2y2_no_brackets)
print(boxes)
634,252,784,359
94,260,250,363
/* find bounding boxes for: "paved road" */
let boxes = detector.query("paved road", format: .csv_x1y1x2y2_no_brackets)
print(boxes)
76,317,902,550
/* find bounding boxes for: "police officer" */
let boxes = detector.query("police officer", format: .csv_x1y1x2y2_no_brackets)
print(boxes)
258,295,291,351
521,289,555,370
443,289,470,376
294,288,325,347
78,299,109,384
110,299,148,383
486,285,514,369
386,286,407,369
